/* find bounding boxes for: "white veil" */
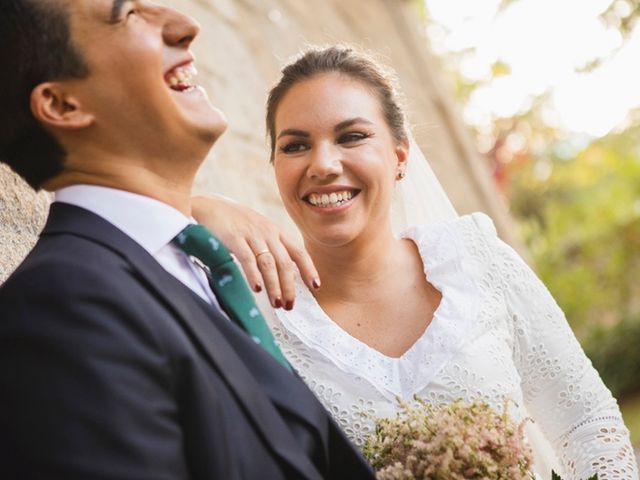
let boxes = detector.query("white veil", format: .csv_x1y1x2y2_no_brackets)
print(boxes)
390,134,560,478
391,133,458,234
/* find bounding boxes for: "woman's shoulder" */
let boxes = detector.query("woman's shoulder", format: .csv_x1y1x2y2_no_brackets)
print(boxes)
402,212,498,252
399,212,500,284
413,212,500,274
465,211,498,236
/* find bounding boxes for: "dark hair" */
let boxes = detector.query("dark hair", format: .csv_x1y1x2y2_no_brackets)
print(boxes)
265,45,407,161
0,0,89,190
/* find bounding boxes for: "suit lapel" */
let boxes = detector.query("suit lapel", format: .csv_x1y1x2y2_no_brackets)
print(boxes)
190,286,329,436
135,267,325,480
42,203,323,480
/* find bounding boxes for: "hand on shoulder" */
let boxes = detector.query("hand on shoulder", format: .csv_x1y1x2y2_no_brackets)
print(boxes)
191,195,320,310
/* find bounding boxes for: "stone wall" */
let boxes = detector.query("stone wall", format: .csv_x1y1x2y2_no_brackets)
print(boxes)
0,0,522,283
0,165,51,282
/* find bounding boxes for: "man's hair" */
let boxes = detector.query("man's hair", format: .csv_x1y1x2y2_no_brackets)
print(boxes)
0,0,89,190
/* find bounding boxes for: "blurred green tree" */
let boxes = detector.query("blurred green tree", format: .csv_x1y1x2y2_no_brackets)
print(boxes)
421,0,640,398
509,122,640,338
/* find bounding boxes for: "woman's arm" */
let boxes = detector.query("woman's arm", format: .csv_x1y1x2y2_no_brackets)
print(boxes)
192,195,320,310
471,213,639,479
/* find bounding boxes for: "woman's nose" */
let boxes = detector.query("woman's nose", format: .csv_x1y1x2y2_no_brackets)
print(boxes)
306,143,343,180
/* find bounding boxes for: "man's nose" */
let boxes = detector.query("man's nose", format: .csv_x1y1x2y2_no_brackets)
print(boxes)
307,142,343,180
161,7,200,48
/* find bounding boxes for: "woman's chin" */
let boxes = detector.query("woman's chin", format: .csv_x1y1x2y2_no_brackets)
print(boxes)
304,228,360,249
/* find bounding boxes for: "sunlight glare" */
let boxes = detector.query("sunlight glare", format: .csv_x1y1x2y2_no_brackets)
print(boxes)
425,0,638,137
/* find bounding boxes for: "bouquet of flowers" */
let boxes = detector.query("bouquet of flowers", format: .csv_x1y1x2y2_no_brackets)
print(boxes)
362,399,597,480
362,399,533,479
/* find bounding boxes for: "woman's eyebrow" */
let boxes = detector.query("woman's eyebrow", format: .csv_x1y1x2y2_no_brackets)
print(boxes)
334,118,374,132
277,118,374,139
277,129,310,139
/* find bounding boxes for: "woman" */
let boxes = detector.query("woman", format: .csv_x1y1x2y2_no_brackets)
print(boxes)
196,46,637,479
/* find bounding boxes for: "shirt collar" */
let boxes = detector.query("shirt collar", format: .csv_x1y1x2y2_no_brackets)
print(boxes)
55,185,192,255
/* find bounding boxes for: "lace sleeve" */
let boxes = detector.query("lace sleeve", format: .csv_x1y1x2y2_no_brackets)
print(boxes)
472,214,638,479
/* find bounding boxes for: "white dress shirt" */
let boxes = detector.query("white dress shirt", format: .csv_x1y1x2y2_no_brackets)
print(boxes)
55,185,223,311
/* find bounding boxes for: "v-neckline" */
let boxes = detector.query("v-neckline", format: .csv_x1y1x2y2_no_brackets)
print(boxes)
305,261,444,362
275,220,480,400
308,237,444,361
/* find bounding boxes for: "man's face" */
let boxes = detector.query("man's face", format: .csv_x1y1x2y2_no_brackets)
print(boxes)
62,0,226,159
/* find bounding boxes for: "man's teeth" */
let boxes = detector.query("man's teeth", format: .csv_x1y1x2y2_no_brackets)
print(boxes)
307,190,354,207
166,63,198,90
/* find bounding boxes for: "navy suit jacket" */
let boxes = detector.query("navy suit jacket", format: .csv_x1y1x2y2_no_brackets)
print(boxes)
0,202,374,480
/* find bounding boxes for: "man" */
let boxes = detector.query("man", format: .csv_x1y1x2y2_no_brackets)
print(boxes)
0,1,374,479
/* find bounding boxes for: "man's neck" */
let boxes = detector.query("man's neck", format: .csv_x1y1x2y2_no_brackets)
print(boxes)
46,163,196,216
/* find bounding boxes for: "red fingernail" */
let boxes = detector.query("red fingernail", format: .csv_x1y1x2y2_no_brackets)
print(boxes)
274,298,282,308
312,278,321,289
285,300,294,311
254,283,262,293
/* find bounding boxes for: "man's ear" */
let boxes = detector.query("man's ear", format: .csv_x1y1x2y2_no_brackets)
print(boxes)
30,82,94,130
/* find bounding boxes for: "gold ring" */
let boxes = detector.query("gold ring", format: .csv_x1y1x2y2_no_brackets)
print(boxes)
254,249,271,259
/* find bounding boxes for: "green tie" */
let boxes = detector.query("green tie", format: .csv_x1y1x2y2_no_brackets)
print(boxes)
173,224,291,371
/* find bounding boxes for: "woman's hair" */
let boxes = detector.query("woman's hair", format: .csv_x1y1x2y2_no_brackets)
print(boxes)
265,45,407,161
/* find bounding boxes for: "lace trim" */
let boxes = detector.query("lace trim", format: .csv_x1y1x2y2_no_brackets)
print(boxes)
558,416,637,479
275,217,482,399
564,414,626,438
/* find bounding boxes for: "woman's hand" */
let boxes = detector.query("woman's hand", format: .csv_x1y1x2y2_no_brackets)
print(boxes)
191,195,320,310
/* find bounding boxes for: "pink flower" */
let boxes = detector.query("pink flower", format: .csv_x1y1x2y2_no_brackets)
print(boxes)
362,399,534,480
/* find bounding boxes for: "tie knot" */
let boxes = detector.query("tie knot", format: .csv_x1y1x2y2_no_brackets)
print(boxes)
173,224,232,270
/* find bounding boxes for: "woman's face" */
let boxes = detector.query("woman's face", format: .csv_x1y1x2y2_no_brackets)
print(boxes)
273,72,408,248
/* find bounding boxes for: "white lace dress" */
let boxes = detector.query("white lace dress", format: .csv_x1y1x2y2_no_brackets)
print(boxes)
269,213,638,479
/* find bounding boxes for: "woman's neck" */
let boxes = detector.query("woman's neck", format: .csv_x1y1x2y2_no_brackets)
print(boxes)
306,228,405,303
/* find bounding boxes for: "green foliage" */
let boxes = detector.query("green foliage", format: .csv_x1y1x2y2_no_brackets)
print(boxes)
585,316,640,399
619,394,640,445
507,123,640,400
509,125,640,340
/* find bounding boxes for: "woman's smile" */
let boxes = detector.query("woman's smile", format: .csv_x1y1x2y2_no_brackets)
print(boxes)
303,187,361,214
273,72,407,247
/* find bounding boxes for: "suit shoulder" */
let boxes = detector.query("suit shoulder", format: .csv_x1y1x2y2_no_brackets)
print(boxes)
2,233,129,291
0,233,169,358
0,234,147,332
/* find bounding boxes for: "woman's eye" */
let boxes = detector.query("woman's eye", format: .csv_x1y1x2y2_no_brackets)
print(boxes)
338,132,370,144
127,8,138,18
280,142,309,154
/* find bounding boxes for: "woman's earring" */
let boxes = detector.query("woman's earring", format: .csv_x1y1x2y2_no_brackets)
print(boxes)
396,170,406,180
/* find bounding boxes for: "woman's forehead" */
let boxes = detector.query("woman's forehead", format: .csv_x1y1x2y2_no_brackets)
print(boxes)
275,74,385,130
